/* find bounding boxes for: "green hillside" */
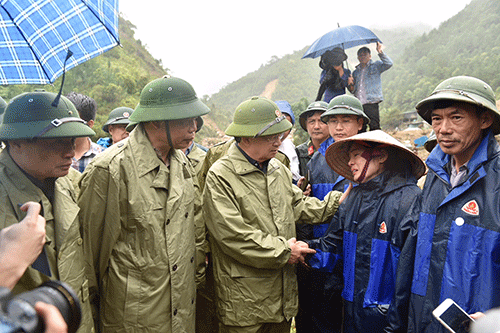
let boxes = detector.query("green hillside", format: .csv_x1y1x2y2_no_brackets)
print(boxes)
382,0,500,128
206,0,500,136
205,24,431,138
0,17,168,139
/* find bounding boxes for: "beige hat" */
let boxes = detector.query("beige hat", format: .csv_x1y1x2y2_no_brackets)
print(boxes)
325,130,426,182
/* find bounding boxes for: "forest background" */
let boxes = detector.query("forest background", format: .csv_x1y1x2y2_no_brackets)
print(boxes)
0,0,499,147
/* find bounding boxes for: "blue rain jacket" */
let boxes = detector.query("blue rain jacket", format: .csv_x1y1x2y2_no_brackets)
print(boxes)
408,130,500,333
296,136,350,333
308,170,421,333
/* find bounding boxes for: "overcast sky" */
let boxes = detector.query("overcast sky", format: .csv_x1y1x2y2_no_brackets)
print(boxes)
119,0,472,97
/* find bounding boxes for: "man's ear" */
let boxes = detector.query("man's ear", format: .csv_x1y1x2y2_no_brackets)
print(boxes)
357,118,364,131
479,111,494,130
87,119,94,128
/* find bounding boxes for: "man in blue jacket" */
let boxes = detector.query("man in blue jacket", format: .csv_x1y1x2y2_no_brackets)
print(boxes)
352,42,393,131
408,76,500,333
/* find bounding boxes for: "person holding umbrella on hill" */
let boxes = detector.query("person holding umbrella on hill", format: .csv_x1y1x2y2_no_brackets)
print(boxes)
306,130,424,333
316,47,354,103
351,42,393,131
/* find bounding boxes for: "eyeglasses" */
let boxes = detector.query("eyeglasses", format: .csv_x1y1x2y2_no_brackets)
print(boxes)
327,118,357,126
262,133,285,143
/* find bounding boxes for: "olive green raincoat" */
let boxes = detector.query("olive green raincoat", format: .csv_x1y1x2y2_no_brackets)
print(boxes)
186,143,207,177
203,143,342,327
0,150,95,333
78,125,204,332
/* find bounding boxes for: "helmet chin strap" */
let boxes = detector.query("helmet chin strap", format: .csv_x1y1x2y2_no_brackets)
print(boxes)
165,120,174,152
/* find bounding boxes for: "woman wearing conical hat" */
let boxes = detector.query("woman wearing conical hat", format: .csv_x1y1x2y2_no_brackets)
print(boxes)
306,130,425,333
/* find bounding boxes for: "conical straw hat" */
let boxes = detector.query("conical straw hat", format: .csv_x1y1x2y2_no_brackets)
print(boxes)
325,130,426,182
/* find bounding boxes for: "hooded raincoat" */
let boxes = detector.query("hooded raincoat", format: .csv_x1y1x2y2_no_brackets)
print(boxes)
308,171,421,333
203,143,342,327
79,125,204,333
408,130,500,333
0,150,95,333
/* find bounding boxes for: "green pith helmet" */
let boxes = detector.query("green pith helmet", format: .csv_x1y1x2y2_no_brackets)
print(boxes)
416,76,500,134
102,107,134,133
299,101,329,131
225,96,292,137
130,76,210,124
0,91,95,141
321,95,370,125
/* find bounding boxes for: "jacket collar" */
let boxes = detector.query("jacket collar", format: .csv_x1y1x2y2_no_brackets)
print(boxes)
357,169,416,195
0,150,80,249
426,129,498,179
128,124,185,178
228,142,280,176
319,136,335,156
355,59,374,69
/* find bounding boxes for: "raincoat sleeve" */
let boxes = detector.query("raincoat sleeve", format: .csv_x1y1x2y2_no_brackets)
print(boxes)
203,171,292,269
305,206,344,272
384,187,421,333
292,185,342,224
193,173,207,288
78,163,121,325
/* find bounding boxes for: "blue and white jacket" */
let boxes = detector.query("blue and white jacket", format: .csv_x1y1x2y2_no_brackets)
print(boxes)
308,170,421,333
408,130,500,333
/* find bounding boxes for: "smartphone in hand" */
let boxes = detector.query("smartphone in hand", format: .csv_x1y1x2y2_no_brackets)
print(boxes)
433,298,474,333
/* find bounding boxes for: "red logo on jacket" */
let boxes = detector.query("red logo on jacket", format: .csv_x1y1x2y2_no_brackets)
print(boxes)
379,221,387,234
461,200,479,216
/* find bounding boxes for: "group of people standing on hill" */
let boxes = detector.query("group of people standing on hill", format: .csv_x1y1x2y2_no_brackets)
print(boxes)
0,41,500,333
316,41,393,132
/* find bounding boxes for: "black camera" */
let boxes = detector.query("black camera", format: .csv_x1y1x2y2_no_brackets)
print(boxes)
0,280,81,333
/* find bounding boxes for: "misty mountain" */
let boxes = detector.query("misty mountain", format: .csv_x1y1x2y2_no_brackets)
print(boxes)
205,0,500,135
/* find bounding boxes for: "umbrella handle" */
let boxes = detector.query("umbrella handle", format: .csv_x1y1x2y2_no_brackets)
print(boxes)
52,50,73,107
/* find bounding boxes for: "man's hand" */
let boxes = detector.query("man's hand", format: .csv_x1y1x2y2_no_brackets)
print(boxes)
35,302,68,333
297,177,311,196
287,238,316,265
0,202,46,288
339,183,352,205
376,41,384,54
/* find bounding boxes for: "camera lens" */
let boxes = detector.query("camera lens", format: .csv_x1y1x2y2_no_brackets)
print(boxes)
5,280,81,333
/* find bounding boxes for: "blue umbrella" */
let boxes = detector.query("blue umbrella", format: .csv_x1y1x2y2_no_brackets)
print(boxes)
302,25,381,59
0,0,120,85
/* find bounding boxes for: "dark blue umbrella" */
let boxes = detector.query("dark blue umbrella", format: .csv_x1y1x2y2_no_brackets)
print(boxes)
0,0,120,85
302,25,381,59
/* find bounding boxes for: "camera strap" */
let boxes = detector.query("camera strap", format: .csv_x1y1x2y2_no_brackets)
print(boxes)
31,247,51,277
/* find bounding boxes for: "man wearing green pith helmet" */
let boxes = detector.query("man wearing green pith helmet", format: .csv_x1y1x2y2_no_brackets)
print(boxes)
202,96,348,333
0,91,96,333
78,76,209,332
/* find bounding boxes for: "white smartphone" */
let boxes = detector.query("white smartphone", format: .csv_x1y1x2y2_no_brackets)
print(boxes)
432,298,475,333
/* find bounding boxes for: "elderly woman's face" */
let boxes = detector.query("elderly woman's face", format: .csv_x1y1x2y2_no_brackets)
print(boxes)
347,142,386,183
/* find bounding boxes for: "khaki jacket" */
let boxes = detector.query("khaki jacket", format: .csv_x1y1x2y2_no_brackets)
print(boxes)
79,125,203,332
0,150,94,333
202,143,341,326
186,143,207,177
